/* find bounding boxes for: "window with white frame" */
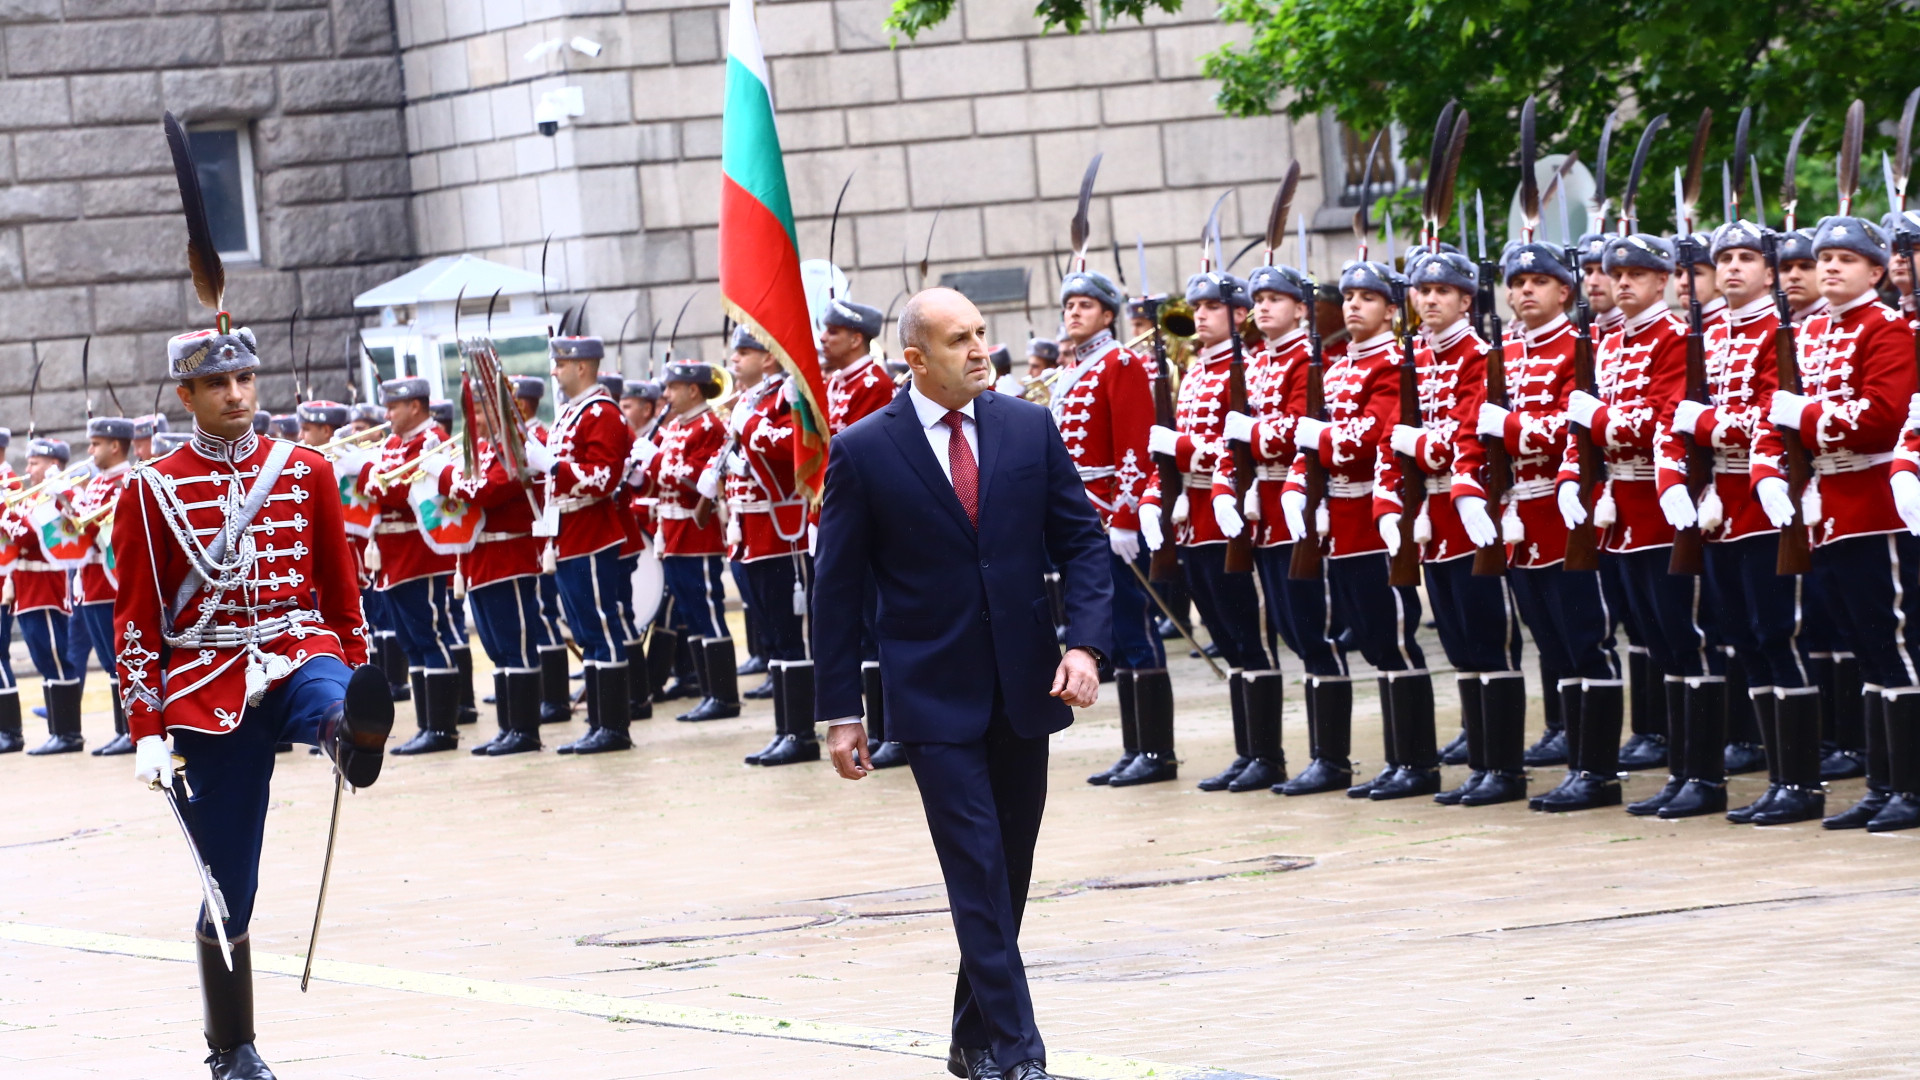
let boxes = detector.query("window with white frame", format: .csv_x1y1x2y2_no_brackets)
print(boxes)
187,124,261,262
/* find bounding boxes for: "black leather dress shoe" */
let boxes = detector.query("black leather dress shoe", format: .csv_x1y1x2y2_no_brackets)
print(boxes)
1087,750,1137,785
756,733,820,766
1656,779,1728,819
1107,750,1176,787
1538,772,1622,812
948,1046,1004,1080
26,732,84,756
1434,770,1486,805
1006,1062,1053,1080
1726,785,1780,824
1866,792,1920,832
1227,756,1285,792
743,676,775,700
1347,764,1395,798
1616,732,1667,771
1749,785,1824,826
206,1041,277,1079
570,727,632,754
1819,748,1866,779
868,740,909,769
1459,771,1527,807
92,733,135,756
391,729,457,755
1723,742,1767,775
1823,787,1890,829
1523,729,1569,767
1625,775,1684,816
1278,757,1351,795
484,730,541,756
737,654,768,677
1196,755,1251,791
1438,728,1469,766
1528,771,1576,811
1369,766,1440,800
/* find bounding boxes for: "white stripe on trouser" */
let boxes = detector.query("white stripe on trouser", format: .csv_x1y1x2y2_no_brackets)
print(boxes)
581,554,627,670
1319,559,1349,677
1888,535,1918,686
514,577,533,669
1389,574,1414,671
1784,574,1810,685
1683,573,1713,678
1589,572,1621,679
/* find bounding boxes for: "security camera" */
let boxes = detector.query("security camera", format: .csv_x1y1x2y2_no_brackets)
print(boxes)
533,87,586,137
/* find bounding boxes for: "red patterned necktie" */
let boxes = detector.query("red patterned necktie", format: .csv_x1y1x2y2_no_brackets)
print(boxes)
941,410,978,529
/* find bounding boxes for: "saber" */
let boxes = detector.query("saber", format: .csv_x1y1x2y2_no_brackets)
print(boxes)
157,774,233,972
1124,555,1226,681
300,766,346,992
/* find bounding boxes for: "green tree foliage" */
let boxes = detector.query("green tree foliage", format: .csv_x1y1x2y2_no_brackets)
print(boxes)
887,0,1920,237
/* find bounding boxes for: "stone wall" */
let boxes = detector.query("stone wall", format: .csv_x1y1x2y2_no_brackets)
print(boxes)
393,0,1336,369
0,0,412,456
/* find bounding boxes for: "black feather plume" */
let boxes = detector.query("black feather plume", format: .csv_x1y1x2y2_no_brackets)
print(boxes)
1266,160,1300,259
1731,108,1751,214
1424,100,1458,224
1622,114,1669,229
164,112,225,315
1593,109,1618,219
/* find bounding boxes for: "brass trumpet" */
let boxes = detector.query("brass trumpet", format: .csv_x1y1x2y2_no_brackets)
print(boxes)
316,423,390,456
370,440,458,488
3,462,91,507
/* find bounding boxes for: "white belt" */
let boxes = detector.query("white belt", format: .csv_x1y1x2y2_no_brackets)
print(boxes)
728,498,771,513
1713,450,1751,474
1813,450,1894,476
553,492,607,514
1607,460,1654,481
11,559,60,572
1076,465,1116,481
1423,476,1451,495
476,531,529,543
657,502,698,520
1184,469,1214,489
1257,465,1289,481
1326,480,1372,499
1509,477,1558,500
374,521,415,535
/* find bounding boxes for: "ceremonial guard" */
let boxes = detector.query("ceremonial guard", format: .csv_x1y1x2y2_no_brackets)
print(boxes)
361,377,465,753
70,415,137,756
1045,264,1161,789
512,375,574,727
0,428,18,754
655,361,739,722
1560,232,1722,817
525,333,639,754
7,438,85,755
1779,228,1828,324
296,400,348,447
1382,248,1527,805
133,414,167,461
118,115,393,1078
721,326,774,697
1763,212,1918,831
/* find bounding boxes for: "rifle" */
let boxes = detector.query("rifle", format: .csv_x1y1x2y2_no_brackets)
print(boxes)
1473,268,1512,577
1223,282,1257,574
1668,231,1711,575
1762,230,1813,575
1389,276,1423,587
1564,272,1603,572
1144,294,1188,582
1287,288,1328,580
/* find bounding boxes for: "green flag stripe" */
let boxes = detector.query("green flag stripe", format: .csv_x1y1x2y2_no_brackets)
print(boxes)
721,57,798,253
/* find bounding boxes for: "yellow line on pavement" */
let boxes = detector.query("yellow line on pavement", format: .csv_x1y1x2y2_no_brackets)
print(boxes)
0,921,1272,1080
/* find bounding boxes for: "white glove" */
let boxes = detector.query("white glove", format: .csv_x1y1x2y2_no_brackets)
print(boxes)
1906,391,1920,433
523,439,556,474
1294,416,1329,451
1140,503,1165,551
1222,410,1257,444
629,437,659,470
726,451,747,475
1659,483,1698,530
1671,399,1711,436
1769,391,1811,431
1566,390,1604,428
1377,512,1403,556
729,403,752,435
1212,493,1245,538
1457,495,1498,548
1147,425,1180,457
1754,476,1796,529
1281,489,1307,539
1109,527,1140,563
807,522,818,555
1388,424,1424,458
1894,471,1920,535
1477,402,1510,439
134,735,171,788
1557,481,1588,529
695,467,720,500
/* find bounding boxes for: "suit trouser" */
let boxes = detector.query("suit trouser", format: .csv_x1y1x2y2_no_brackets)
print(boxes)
557,547,633,666
468,576,552,672
904,701,1050,1071
379,573,459,672
1108,549,1164,670
1179,542,1271,670
662,555,720,640
1254,542,1345,677
17,607,78,684
1703,532,1809,689
1325,552,1425,672
741,555,809,662
1613,547,1717,678
1812,533,1920,691
1423,555,1523,675
174,655,353,938
1508,563,1620,683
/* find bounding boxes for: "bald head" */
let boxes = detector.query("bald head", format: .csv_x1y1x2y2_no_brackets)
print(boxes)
900,288,991,410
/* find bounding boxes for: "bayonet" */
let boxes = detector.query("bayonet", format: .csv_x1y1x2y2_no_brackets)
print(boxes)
665,291,698,362
1474,189,1487,262
1069,154,1102,271
1679,108,1713,234
1722,162,1733,227
1732,107,1752,220
616,308,637,377
1751,154,1768,230
81,336,92,419
1135,233,1150,296
1355,130,1386,262
539,234,553,331
1838,99,1864,216
1202,188,1231,271
1888,152,1902,219
1556,174,1573,249
918,209,941,290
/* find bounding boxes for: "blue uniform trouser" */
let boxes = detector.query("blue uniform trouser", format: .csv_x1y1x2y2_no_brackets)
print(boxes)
730,558,759,656
468,576,552,672
1108,549,1165,670
75,600,116,674
538,572,567,641
0,605,14,689
1423,555,1524,675
1704,533,1809,690
1812,533,1920,691
1509,563,1621,686
1614,547,1719,679
361,585,389,632
617,554,642,641
1325,552,1425,672
379,573,459,672
1179,543,1271,670
741,555,809,662
1255,542,1345,677
705,554,729,633
64,589,89,690
663,555,720,640
175,655,353,939
557,547,633,666
18,607,79,684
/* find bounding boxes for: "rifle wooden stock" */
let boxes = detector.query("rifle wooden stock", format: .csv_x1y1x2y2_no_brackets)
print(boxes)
1564,308,1602,572
1473,311,1512,577
1223,324,1256,574
1768,235,1813,576
1669,253,1711,576
1390,333,1424,588
1288,332,1328,581
1147,316,1185,583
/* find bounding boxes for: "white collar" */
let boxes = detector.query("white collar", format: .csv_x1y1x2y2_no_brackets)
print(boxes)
829,355,875,382
1072,329,1116,363
1423,317,1472,353
1700,296,1728,319
394,418,432,442
1622,303,1671,334
1728,294,1775,324
1265,327,1308,351
1829,289,1880,318
909,384,975,429
1519,313,1570,346
1349,330,1396,357
1196,338,1236,365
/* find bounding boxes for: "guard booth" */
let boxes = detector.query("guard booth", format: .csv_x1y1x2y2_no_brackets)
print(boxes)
353,255,559,428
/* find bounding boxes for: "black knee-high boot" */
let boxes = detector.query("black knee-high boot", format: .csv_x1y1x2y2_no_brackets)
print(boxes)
200,934,274,1079
1751,688,1825,825
1088,669,1139,784
758,660,820,766
1228,670,1287,791
1659,677,1729,818
1280,676,1353,794
1109,669,1177,786
1436,674,1485,805
1198,669,1252,791
1462,673,1529,806
1370,672,1439,800
1349,676,1398,798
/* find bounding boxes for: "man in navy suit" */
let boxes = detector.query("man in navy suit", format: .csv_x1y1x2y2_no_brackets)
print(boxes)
814,288,1114,1080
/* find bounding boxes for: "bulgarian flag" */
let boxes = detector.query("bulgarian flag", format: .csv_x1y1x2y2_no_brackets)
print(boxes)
720,0,830,504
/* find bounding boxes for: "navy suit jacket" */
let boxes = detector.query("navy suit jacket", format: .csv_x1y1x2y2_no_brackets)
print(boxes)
812,388,1114,743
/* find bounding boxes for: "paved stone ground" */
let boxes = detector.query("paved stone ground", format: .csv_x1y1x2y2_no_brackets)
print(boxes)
2,619,1916,1079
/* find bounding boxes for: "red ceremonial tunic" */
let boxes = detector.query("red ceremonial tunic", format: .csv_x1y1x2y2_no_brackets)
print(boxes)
441,438,542,589
644,406,726,557
547,386,634,560
2,500,71,616
725,377,807,563
1306,332,1401,559
1232,329,1310,548
1654,295,1779,542
360,421,456,588
70,461,130,603
111,431,367,742
1757,291,1916,545
1139,339,1243,547
827,356,894,435
1050,329,1153,531
1453,315,1578,568
1373,319,1483,564
1555,304,1689,553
